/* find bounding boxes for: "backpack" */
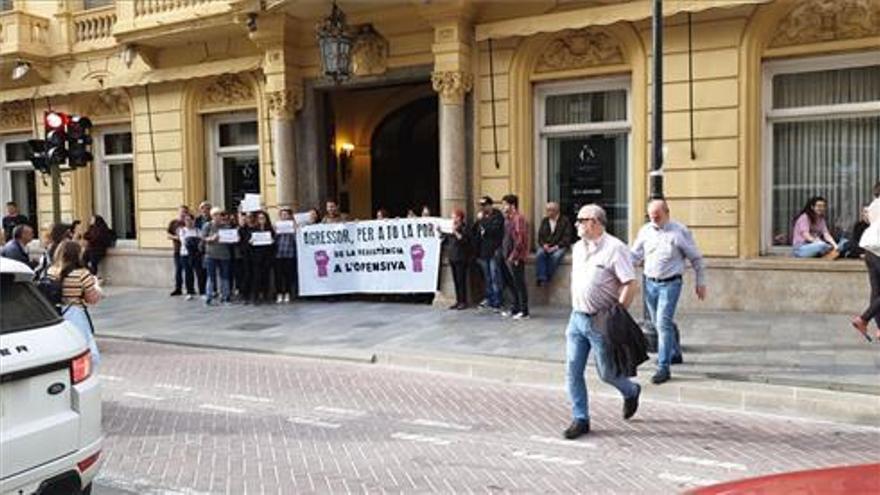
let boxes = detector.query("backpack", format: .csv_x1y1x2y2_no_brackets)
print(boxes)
35,266,74,314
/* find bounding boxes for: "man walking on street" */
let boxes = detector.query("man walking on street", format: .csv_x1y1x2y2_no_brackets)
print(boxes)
564,204,641,440
473,196,505,311
631,199,707,385
501,194,529,320
536,201,574,286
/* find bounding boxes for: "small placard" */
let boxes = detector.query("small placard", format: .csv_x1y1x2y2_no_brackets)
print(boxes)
294,212,313,226
275,220,295,234
240,193,262,213
250,231,273,246
218,228,239,244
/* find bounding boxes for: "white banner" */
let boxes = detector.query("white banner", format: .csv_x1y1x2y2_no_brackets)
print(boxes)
297,218,443,296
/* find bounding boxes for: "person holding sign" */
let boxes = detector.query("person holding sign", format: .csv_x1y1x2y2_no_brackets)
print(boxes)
201,208,234,305
247,211,275,305
275,208,297,304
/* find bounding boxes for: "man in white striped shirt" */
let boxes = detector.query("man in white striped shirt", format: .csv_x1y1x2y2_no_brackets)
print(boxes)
632,199,707,385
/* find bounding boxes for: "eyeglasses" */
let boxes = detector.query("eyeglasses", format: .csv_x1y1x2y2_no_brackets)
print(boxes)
575,217,597,224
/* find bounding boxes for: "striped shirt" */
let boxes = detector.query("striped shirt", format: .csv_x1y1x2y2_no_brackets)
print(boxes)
48,267,97,307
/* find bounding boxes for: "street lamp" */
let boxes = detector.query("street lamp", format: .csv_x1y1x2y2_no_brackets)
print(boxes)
11,60,30,80
316,1,353,84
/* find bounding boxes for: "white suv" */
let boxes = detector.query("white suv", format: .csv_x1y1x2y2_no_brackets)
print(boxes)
0,258,103,495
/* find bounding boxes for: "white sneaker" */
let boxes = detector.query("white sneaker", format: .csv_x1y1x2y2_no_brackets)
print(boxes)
501,310,513,318
276,294,284,304
283,294,290,303
185,294,193,301
512,312,530,320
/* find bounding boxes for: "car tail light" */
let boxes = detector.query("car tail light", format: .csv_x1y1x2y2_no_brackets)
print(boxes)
77,451,101,473
70,351,92,385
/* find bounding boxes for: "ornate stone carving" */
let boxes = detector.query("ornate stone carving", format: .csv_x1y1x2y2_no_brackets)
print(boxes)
352,25,389,77
83,89,130,118
771,0,880,47
265,87,303,120
536,30,623,73
201,74,255,108
0,101,32,131
431,71,473,105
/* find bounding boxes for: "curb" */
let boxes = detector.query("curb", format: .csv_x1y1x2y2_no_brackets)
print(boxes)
98,334,880,427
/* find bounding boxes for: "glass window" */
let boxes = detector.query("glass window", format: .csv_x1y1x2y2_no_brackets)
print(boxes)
0,0,13,12
545,90,627,126
4,142,29,163
0,275,61,335
83,0,113,9
219,121,258,147
103,132,132,156
768,63,880,248
222,155,260,211
9,170,37,226
109,162,136,240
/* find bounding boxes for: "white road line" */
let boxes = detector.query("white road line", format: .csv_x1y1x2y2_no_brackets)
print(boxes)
100,375,123,382
228,393,274,403
390,432,452,446
511,450,584,466
658,472,720,486
199,404,245,414
405,419,472,431
122,392,165,401
314,406,367,417
154,383,193,392
528,435,597,449
668,455,748,471
288,416,342,429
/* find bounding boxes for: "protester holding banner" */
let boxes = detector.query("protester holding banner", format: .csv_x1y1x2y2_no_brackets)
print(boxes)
444,209,472,310
247,211,275,305
201,208,234,306
275,208,297,303
322,200,349,224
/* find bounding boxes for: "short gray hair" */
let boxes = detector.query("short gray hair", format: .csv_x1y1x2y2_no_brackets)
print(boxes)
578,204,607,227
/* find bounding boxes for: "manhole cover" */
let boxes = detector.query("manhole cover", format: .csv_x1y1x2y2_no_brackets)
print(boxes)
354,321,387,329
228,322,279,332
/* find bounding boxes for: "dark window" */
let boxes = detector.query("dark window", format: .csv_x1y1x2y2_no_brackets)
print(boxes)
0,275,61,335
83,0,113,9
5,142,29,162
219,121,258,147
103,132,132,155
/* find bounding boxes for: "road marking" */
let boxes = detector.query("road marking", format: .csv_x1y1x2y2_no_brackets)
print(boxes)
199,404,245,414
658,472,720,486
405,419,472,431
122,392,165,401
154,383,193,392
228,393,274,403
288,416,342,429
391,432,452,446
314,406,367,417
100,375,123,382
668,455,748,471
511,450,584,466
528,435,597,449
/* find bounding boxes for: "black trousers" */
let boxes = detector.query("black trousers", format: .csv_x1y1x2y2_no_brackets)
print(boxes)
181,255,196,294
275,258,294,296
450,260,468,305
503,260,529,315
195,255,206,294
863,251,880,325
249,255,272,302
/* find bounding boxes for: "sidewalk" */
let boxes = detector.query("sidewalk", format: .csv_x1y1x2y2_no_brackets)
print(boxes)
91,287,880,425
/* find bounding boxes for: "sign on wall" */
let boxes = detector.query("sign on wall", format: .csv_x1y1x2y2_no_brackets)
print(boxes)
296,218,443,296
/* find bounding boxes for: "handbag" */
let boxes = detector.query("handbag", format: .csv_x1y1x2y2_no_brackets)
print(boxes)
859,222,880,256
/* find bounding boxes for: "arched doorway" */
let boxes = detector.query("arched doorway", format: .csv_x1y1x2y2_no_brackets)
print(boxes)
370,96,439,217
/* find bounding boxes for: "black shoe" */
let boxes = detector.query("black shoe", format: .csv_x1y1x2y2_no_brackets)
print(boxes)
563,419,590,440
170,290,182,296
623,384,641,420
671,354,683,365
448,304,459,310
651,369,671,385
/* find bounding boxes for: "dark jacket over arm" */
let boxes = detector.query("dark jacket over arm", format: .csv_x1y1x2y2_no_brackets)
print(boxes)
537,215,574,249
591,304,649,377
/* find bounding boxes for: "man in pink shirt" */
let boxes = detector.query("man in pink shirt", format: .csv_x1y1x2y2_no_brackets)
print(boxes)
501,194,529,320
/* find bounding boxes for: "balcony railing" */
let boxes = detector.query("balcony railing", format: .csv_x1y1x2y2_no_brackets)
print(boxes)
73,6,117,43
0,10,51,58
134,0,214,17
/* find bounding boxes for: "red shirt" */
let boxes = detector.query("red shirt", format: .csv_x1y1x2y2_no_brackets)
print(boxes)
505,212,529,262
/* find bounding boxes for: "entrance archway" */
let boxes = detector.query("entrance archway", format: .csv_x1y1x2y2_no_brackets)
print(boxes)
370,96,439,217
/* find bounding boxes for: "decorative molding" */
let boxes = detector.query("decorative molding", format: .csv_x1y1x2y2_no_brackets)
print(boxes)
770,0,880,48
431,70,473,105
200,73,255,108
265,87,303,120
83,89,130,118
352,25,389,77
0,101,32,131
535,29,623,73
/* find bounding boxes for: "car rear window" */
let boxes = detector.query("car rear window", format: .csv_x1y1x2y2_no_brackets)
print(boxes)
0,274,62,335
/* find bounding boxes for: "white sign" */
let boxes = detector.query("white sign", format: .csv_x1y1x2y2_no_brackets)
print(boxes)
275,220,295,234
218,228,240,244
296,218,442,296
240,193,262,213
250,231,273,246
294,212,314,226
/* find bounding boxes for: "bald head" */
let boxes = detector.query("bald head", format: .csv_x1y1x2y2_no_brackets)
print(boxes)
647,199,670,226
545,202,560,219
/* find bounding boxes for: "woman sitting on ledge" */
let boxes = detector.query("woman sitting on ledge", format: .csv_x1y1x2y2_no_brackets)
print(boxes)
791,196,849,259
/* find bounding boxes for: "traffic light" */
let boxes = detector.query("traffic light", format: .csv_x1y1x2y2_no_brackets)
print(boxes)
67,115,93,168
26,139,49,174
44,111,68,166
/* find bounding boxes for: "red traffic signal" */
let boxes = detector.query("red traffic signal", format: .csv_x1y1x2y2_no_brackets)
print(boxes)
44,111,68,166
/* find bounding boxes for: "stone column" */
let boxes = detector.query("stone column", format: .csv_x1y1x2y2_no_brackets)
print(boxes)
266,87,302,209
432,70,473,217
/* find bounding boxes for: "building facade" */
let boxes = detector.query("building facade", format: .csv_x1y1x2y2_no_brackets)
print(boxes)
1,0,878,311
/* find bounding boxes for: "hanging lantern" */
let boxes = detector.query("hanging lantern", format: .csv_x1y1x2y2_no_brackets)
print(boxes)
316,1,354,84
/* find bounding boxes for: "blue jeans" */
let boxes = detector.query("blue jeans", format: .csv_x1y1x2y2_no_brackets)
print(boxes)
566,311,639,421
536,247,566,283
476,256,503,308
793,240,832,258
205,257,231,303
644,277,683,372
